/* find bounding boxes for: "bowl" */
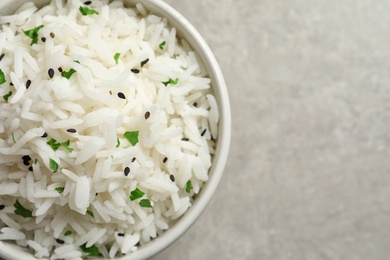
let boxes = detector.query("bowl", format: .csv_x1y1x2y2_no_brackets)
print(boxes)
0,0,231,259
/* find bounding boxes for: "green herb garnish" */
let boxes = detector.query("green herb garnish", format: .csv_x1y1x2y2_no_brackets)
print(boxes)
124,131,139,146
79,6,99,16
3,91,12,102
22,25,44,45
86,210,94,218
114,53,120,64
159,41,166,50
61,140,73,152
47,138,61,151
130,188,145,201
49,158,58,173
185,180,192,193
11,133,16,144
61,68,76,79
14,199,33,218
34,159,38,164
55,187,64,193
162,78,179,87
139,199,152,208
73,60,80,64
0,69,6,84
80,243,99,257
116,138,120,148
64,230,72,236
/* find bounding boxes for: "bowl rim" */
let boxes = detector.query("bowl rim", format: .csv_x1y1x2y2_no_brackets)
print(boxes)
0,0,231,259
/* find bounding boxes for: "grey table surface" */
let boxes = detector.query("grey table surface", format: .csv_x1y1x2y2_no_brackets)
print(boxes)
152,0,390,260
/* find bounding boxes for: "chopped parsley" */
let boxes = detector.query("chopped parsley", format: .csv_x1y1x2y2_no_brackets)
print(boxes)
80,243,99,257
73,60,80,64
47,138,61,151
61,140,73,152
186,180,192,193
162,78,179,87
3,91,12,102
159,41,166,50
61,68,77,79
130,188,145,201
139,199,152,208
49,158,58,173
34,159,38,164
55,187,64,193
114,53,120,64
116,138,120,148
79,6,99,16
124,131,139,146
64,230,72,236
22,25,44,45
14,199,33,218
86,210,94,218
11,133,16,144
0,69,6,84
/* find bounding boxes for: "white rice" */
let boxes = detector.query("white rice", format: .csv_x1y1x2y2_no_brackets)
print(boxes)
0,0,219,259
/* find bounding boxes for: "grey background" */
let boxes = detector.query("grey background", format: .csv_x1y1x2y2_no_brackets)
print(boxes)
153,0,390,260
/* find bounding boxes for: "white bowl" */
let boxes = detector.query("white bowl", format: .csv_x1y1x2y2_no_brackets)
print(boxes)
0,1,231,259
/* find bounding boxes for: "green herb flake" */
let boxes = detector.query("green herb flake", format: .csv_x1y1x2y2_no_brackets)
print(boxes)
73,60,80,64
116,138,120,148
22,25,44,45
11,133,16,144
79,6,99,16
34,159,38,164
3,91,12,102
139,199,152,208
64,230,72,236
124,131,139,146
61,68,77,79
185,180,192,193
162,78,179,87
0,69,6,84
49,158,59,173
159,41,166,50
55,187,64,193
61,140,73,152
14,199,33,218
114,53,120,64
130,188,145,201
80,243,99,257
47,138,61,151
86,210,94,218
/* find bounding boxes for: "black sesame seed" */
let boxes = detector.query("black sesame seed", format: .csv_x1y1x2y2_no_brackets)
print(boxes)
193,102,198,107
41,37,46,42
26,80,31,89
28,166,33,171
41,132,48,138
0,53,4,61
56,239,65,244
67,128,77,133
132,157,136,162
22,155,31,162
48,68,54,78
140,58,149,67
84,0,92,5
117,92,126,99
201,129,207,137
131,68,140,74
124,167,130,176
10,82,14,86
181,137,189,141
23,160,30,166
50,32,55,38
144,111,150,120
109,90,112,95
163,157,168,163
169,174,175,182
58,67,63,72
95,193,98,196
0,205,4,210
117,233,125,237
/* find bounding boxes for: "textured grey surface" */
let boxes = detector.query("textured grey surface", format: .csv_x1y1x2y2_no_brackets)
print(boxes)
152,0,390,260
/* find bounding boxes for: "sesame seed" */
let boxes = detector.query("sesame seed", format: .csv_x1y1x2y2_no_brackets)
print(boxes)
132,157,136,162
0,53,4,61
84,0,92,5
10,82,13,86
48,68,54,78
41,37,46,42
50,32,55,38
95,193,98,196
117,92,126,99
41,132,48,138
67,128,77,133
26,80,31,89
181,137,189,141
140,58,149,67
144,111,150,120
22,155,31,162
124,167,130,176
56,239,65,244
28,166,33,171
58,67,63,72
169,175,175,182
23,160,30,166
117,233,125,237
201,129,207,137
193,102,198,107
163,157,168,163
0,205,4,210
109,90,112,95
131,68,140,74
